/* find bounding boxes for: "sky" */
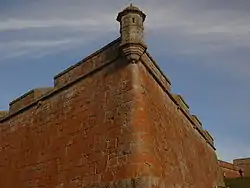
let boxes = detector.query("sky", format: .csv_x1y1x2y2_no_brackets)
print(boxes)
0,0,249,162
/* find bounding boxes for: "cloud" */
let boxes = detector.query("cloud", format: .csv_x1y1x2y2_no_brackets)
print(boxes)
0,39,75,60
0,14,118,32
1,39,72,48
0,2,120,60
0,19,103,31
1,0,250,63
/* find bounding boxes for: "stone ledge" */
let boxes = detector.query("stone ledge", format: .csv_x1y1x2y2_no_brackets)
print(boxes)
9,87,53,114
179,106,215,149
191,115,202,127
141,52,171,91
203,130,214,145
0,111,8,118
54,38,121,88
172,94,189,113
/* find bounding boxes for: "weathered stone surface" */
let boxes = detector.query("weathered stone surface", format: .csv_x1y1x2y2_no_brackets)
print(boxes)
117,4,147,63
218,160,241,178
219,158,250,187
0,4,225,188
9,87,53,114
0,111,8,118
131,56,225,187
233,158,250,177
54,38,120,88
0,52,139,187
172,94,189,113
191,115,202,128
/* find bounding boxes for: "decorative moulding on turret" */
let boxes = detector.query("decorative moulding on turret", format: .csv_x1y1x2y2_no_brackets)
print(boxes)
117,4,146,22
117,4,147,63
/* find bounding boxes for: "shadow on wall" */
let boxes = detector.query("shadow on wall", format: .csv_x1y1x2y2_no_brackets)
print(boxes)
225,177,250,188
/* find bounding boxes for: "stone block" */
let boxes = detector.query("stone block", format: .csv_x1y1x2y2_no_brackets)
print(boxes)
172,94,189,112
9,87,53,114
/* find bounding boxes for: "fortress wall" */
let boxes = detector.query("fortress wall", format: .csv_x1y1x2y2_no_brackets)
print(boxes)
234,158,250,177
0,111,8,118
218,160,241,178
129,54,225,187
0,42,148,187
0,39,225,188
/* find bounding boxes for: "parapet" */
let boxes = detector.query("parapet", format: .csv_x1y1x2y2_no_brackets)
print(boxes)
0,38,121,121
233,158,250,177
171,93,214,148
0,111,8,118
141,52,171,91
9,87,53,114
203,130,214,146
234,158,250,165
54,38,120,88
218,160,241,171
172,94,189,113
191,115,202,128
191,115,207,140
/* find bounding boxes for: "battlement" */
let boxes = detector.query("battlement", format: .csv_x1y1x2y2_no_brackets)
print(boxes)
234,158,250,177
191,115,202,127
0,111,8,118
9,88,53,114
169,93,214,148
141,52,171,91
172,94,189,112
203,130,214,145
54,38,120,88
234,158,250,164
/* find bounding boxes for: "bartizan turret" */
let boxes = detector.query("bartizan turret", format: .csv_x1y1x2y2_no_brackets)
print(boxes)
117,4,147,63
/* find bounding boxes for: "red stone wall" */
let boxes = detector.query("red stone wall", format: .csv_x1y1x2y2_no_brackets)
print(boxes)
0,45,148,187
0,40,225,187
234,158,250,177
128,55,225,187
218,160,241,178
